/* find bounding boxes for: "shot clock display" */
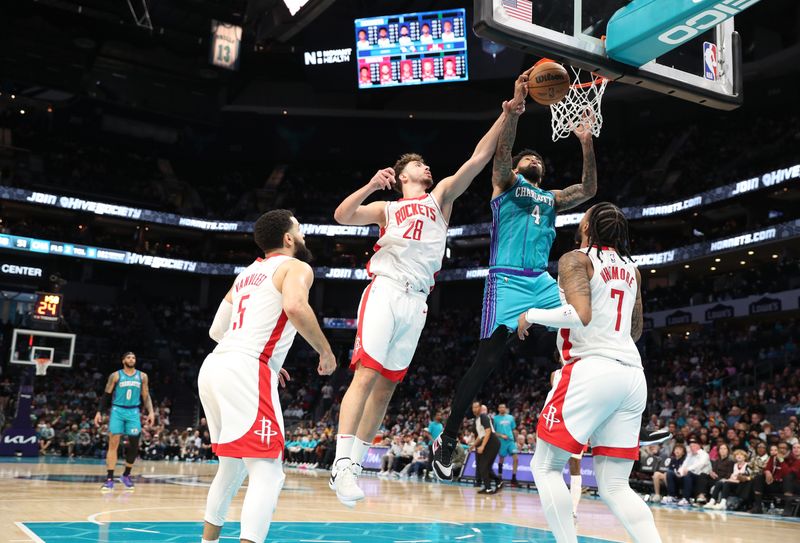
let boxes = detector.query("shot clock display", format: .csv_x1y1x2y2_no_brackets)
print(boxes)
32,292,63,322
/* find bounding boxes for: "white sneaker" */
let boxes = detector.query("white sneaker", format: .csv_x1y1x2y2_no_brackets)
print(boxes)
661,496,675,505
705,498,716,508
333,464,365,505
714,499,727,510
677,498,690,507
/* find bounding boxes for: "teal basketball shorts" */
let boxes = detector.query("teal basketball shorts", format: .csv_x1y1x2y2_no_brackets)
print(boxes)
108,406,142,436
480,268,562,339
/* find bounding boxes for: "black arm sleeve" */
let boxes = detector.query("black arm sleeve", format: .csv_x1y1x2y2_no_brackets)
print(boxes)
98,392,111,413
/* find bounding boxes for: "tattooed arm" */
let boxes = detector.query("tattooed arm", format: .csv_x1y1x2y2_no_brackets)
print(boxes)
517,251,592,338
141,372,155,427
631,267,644,342
552,123,597,211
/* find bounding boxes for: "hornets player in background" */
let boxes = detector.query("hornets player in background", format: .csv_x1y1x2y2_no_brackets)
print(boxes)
94,351,155,491
494,404,520,486
433,101,598,480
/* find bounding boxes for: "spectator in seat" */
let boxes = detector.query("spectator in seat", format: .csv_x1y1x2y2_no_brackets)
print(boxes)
392,434,416,474
709,449,752,510
379,436,403,478
667,437,711,505
749,441,796,513
656,443,685,503
705,443,733,508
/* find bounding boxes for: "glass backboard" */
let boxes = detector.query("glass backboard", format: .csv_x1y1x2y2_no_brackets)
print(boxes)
10,328,75,368
474,0,743,109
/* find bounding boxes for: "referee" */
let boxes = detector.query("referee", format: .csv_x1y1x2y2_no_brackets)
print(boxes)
472,402,503,494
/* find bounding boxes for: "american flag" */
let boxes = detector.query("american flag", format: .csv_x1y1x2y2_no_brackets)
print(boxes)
502,0,533,23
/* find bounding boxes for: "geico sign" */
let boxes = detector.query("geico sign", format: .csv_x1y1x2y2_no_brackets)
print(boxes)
658,0,761,46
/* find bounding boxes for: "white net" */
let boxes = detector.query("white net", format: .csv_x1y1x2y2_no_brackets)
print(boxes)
35,358,51,376
549,66,608,142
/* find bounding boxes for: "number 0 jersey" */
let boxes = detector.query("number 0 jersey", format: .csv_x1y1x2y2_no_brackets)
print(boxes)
490,174,556,271
366,193,448,292
556,247,642,368
213,255,298,374
113,369,142,408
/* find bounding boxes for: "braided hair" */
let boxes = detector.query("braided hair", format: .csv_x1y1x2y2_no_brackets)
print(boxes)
584,202,633,262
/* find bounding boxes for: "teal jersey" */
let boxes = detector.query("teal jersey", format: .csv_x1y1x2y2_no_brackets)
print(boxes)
428,421,443,441
489,174,556,271
493,414,516,442
112,369,142,408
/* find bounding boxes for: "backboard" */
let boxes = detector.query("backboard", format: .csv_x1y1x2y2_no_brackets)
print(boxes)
474,0,743,109
9,328,75,368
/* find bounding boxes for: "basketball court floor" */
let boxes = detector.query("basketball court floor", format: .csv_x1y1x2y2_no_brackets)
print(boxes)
2,458,797,542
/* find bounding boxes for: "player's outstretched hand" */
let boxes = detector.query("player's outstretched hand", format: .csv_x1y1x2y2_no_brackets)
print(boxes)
94,412,102,427
278,368,291,388
517,312,533,340
318,351,337,376
572,108,595,143
367,167,395,192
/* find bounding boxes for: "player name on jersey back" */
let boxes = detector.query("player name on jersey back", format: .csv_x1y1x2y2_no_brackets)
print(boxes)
557,247,642,368
214,255,298,373
366,193,448,293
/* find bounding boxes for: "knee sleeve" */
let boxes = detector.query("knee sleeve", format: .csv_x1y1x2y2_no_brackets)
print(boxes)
240,458,285,543
125,435,140,464
204,457,248,527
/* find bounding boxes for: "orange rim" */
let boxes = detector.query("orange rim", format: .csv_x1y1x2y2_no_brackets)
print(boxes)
572,75,607,89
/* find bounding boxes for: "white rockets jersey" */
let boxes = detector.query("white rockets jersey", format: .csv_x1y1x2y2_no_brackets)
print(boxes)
366,193,448,292
213,255,298,373
556,247,642,368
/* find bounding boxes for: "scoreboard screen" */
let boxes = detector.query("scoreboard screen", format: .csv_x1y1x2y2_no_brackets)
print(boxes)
355,9,468,89
32,292,63,322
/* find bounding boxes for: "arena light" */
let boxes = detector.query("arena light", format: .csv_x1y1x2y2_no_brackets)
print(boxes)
684,264,690,269
772,254,779,259
710,266,717,271
714,258,721,262
740,260,746,265
283,0,310,16
747,250,754,255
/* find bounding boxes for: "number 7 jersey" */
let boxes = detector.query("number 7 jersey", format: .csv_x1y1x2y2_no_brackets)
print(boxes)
366,193,448,292
556,246,642,368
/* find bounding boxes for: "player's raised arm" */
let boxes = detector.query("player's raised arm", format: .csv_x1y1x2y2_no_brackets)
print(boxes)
631,267,644,342
279,260,336,376
141,372,155,427
491,70,534,199
435,70,530,206
208,288,233,342
517,251,592,339
333,168,395,227
552,119,597,212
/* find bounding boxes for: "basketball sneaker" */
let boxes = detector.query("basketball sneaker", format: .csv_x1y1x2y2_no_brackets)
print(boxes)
120,475,135,490
432,435,456,481
100,479,114,492
333,464,365,505
640,428,672,446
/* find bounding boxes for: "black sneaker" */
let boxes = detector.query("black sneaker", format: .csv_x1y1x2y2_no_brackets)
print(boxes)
640,428,672,446
496,480,505,491
432,435,456,481
484,486,498,494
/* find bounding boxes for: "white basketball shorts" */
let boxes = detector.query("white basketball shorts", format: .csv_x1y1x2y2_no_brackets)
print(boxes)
198,351,285,459
349,275,428,382
537,357,646,460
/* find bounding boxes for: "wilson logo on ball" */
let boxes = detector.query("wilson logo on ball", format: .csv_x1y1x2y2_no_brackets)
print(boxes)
536,73,566,83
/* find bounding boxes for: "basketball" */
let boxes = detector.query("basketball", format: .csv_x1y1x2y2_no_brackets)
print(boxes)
528,61,571,106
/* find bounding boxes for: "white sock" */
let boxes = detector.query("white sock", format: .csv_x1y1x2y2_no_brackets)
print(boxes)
240,458,285,543
571,475,582,515
202,539,219,543
350,438,372,466
532,440,577,542
594,455,662,543
334,434,355,469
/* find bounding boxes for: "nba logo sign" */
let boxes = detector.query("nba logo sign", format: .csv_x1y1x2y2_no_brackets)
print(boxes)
703,42,718,81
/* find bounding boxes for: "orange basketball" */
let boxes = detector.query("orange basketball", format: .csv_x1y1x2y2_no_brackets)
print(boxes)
528,62,570,106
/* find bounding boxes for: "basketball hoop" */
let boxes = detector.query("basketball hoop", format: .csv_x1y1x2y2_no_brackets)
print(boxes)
34,357,52,376
549,66,609,142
